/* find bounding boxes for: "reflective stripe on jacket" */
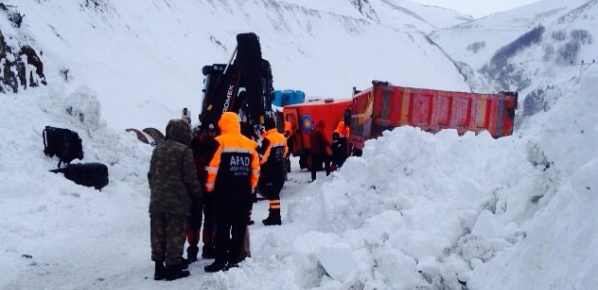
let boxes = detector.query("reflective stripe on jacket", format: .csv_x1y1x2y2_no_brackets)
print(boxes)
206,113,260,197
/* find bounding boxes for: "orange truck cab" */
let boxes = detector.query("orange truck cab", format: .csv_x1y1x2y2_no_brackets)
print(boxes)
282,98,352,169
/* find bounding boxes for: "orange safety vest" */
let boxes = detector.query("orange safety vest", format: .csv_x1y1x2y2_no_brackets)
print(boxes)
333,121,350,138
206,112,260,194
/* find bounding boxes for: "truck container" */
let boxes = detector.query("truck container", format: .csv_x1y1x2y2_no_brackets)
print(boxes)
350,81,518,151
283,99,352,169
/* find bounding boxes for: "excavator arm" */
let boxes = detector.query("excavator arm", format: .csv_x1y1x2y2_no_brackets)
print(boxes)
199,33,274,138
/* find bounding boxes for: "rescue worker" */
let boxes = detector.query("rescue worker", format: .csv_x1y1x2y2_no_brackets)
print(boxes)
187,123,218,262
258,118,288,226
204,112,260,272
309,120,331,181
332,121,350,169
148,119,202,281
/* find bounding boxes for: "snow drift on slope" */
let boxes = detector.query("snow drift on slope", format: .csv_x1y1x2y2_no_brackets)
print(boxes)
6,0,470,130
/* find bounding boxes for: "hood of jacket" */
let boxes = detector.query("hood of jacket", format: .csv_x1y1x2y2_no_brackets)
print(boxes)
165,119,192,145
218,112,241,135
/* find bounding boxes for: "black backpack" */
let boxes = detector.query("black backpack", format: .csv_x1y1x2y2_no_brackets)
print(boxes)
50,163,109,190
43,126,84,167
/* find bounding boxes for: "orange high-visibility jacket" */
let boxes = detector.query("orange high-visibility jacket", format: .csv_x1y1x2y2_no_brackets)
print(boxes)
333,121,350,138
260,129,289,165
206,112,260,196
258,128,288,183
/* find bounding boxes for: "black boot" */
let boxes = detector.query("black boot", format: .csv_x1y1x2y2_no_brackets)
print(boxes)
154,261,166,281
165,263,190,281
186,245,199,263
262,209,282,226
202,244,216,259
179,257,189,270
204,260,227,273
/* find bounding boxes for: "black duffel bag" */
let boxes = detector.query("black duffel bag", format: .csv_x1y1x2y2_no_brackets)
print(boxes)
43,126,84,167
51,163,109,190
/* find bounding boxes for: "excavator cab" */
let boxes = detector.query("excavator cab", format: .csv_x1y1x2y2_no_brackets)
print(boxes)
199,33,275,139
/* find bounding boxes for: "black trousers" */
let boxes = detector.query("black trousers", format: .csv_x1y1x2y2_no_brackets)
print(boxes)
214,201,250,265
311,153,330,181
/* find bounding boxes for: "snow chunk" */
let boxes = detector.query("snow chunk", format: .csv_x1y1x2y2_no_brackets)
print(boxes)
316,243,357,283
64,86,103,130
471,210,497,239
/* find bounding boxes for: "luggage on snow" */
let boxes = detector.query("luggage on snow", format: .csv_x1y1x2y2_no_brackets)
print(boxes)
50,163,109,190
43,126,109,190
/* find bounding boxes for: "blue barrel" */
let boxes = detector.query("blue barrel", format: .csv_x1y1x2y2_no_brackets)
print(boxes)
273,90,305,107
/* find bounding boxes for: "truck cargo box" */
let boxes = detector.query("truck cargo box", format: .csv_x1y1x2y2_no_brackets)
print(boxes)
350,82,518,150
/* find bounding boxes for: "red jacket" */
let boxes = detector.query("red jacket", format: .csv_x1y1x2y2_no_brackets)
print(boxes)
309,121,330,154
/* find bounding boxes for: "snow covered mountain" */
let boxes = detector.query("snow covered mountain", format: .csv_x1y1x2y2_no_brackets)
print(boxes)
1,0,597,289
1,0,470,130
431,0,598,118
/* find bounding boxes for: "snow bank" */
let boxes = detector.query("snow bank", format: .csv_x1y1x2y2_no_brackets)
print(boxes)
0,86,153,288
468,71,598,290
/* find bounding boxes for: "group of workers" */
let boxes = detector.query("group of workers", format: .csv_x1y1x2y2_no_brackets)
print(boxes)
147,112,350,281
147,112,289,281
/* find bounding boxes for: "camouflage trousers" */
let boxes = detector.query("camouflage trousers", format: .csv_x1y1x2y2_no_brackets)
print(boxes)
150,212,187,266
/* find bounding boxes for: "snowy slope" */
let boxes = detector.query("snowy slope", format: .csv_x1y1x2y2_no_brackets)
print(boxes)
369,0,473,33
431,0,598,103
1,0,470,131
1,0,597,289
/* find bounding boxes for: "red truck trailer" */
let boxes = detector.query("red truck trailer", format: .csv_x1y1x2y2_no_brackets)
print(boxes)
350,81,518,151
283,99,352,169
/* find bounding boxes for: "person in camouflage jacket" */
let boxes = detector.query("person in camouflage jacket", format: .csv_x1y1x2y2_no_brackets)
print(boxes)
148,119,202,281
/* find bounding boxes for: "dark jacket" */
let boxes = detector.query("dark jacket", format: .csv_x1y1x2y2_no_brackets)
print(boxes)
190,130,219,193
148,119,202,215
309,121,330,154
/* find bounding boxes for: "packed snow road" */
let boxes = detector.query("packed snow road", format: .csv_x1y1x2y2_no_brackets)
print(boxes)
1,154,326,290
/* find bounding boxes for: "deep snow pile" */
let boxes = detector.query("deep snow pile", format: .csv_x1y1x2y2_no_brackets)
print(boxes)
2,73,596,289
2,0,598,289
222,71,597,290
0,86,154,289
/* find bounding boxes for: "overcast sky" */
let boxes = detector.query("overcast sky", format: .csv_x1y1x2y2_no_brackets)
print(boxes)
409,0,541,18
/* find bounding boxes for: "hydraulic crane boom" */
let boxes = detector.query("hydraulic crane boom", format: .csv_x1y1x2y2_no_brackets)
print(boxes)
199,33,274,138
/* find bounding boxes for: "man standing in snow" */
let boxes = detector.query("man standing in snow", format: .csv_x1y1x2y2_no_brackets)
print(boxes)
309,120,331,181
187,123,219,261
148,119,202,281
258,118,288,226
332,121,350,169
204,112,260,272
